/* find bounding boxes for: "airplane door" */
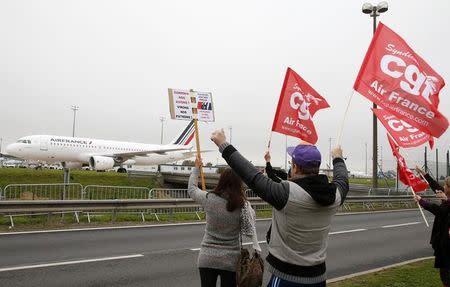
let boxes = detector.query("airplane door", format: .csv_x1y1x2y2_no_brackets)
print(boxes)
40,137,48,151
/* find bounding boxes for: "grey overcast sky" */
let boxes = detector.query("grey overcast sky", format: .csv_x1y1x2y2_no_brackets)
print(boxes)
1,0,449,174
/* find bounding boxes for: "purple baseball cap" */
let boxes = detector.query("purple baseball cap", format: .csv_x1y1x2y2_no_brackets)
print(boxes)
287,144,321,168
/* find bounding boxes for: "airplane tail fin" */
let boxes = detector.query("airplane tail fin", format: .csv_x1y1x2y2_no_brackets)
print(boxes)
170,120,195,146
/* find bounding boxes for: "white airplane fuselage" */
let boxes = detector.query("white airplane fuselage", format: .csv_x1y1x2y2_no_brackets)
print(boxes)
6,135,194,170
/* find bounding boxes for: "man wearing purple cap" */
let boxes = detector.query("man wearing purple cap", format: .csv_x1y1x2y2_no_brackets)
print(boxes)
211,129,348,287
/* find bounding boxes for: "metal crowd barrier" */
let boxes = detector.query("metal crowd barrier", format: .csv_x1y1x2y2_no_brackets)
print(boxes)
3,183,84,200
83,185,151,200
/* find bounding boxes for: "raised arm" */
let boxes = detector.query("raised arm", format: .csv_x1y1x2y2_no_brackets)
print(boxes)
331,147,349,205
187,159,208,206
415,166,444,193
414,194,440,216
211,129,289,210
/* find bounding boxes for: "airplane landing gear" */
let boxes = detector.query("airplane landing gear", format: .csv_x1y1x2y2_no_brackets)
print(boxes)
117,167,127,173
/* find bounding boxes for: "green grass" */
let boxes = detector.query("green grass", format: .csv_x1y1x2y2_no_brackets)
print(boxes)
329,259,440,287
0,168,157,188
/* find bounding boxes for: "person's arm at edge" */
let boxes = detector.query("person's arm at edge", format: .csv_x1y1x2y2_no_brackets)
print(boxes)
220,142,289,210
424,173,444,193
416,195,439,216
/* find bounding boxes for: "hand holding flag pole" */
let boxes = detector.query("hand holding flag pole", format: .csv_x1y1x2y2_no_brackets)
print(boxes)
409,186,429,227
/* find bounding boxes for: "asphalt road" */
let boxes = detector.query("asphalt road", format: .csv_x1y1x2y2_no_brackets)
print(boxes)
0,210,434,287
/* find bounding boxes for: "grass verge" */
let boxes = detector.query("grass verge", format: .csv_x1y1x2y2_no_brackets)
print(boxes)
0,168,156,188
329,259,440,287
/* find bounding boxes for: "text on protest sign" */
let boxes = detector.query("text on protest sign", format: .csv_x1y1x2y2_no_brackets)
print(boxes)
354,22,448,138
168,89,215,122
272,67,329,144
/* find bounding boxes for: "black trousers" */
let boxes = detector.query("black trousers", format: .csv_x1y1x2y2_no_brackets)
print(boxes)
439,268,450,286
199,267,236,287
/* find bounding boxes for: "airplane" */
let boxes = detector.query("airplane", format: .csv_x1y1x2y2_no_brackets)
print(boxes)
4,120,201,172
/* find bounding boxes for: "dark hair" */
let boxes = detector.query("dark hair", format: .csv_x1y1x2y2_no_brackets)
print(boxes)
295,163,320,175
212,168,246,212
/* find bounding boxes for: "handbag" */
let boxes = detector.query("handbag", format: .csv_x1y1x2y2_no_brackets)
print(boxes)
236,201,264,287
236,241,264,287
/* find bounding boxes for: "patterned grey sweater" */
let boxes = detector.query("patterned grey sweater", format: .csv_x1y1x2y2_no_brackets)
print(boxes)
188,168,241,272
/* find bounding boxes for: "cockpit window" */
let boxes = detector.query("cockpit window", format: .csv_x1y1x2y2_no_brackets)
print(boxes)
17,140,31,144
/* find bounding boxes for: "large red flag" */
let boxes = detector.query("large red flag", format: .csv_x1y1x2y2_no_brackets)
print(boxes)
373,108,434,149
387,134,429,192
272,67,330,144
354,22,448,137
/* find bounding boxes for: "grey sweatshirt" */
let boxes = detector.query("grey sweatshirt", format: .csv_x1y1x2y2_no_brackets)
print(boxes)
188,168,241,272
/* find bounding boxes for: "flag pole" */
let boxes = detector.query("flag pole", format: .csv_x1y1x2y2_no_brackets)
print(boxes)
190,90,206,191
409,186,429,227
193,118,206,191
267,131,273,149
337,90,355,146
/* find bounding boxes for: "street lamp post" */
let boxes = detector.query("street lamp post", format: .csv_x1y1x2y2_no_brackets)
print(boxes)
228,126,232,144
362,1,388,189
160,116,166,144
71,105,79,137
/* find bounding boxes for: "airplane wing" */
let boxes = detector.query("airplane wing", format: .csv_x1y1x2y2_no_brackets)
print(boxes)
0,153,22,160
180,150,214,156
92,146,193,161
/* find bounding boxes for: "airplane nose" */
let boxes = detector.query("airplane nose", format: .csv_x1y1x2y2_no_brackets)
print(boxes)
5,144,17,156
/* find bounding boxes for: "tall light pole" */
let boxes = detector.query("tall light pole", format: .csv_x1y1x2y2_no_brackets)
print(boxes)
228,126,232,144
71,105,79,137
160,116,166,144
365,142,368,176
362,1,388,188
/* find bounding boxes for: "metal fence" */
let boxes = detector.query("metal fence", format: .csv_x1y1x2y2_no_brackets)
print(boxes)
149,188,191,199
148,188,205,220
3,184,84,200
83,185,151,200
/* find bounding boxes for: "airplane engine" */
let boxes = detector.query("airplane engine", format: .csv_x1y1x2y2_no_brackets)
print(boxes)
61,162,83,169
89,156,115,171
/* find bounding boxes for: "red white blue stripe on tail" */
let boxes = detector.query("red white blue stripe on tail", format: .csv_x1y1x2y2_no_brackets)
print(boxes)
170,120,195,146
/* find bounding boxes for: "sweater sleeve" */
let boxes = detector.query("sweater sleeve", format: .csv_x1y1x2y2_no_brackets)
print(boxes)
424,173,444,193
332,157,349,205
221,143,289,210
188,168,207,206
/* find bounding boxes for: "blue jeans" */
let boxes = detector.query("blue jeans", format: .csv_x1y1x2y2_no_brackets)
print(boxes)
267,275,326,287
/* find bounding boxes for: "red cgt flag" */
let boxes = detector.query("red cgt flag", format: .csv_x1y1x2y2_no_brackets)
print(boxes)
387,134,429,192
272,67,329,144
354,22,448,138
373,108,434,149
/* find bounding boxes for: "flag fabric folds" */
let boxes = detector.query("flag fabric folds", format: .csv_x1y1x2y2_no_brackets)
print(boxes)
373,108,433,149
387,134,429,192
272,67,329,144
354,22,448,138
